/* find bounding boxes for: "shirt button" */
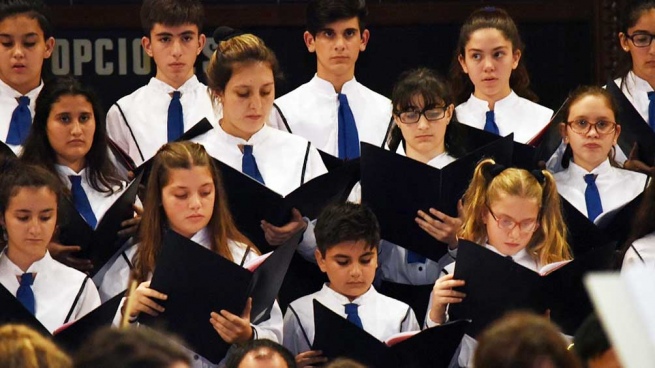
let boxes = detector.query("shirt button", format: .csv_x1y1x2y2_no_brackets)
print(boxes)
418,266,423,271
194,355,199,360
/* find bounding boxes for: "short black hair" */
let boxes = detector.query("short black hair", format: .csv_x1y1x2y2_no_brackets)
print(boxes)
225,339,296,368
140,0,204,36
573,314,612,364
315,202,380,256
74,327,191,368
0,0,52,39
306,0,368,36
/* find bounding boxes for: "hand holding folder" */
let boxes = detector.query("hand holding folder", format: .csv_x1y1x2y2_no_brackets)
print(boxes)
448,240,615,337
312,300,469,368
139,229,300,364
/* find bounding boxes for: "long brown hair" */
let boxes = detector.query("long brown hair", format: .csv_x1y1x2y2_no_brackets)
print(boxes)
133,141,255,282
459,158,571,266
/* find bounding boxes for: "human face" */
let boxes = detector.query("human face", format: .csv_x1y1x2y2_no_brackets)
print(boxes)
304,17,369,84
620,9,655,85
142,23,206,89
561,95,620,172
394,95,453,163
162,166,215,239
484,194,540,257
315,240,377,301
0,14,54,95
1,187,57,270
458,28,520,104
46,94,96,173
218,62,275,141
237,348,288,368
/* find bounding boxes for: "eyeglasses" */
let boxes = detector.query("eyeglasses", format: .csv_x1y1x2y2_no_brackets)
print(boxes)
566,119,617,135
395,106,447,124
625,32,655,47
486,204,539,234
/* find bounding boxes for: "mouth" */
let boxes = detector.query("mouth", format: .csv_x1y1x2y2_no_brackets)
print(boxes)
187,214,204,220
68,139,85,145
504,242,520,248
583,143,601,149
169,63,185,69
482,77,498,82
245,115,262,120
415,135,433,139
12,64,26,71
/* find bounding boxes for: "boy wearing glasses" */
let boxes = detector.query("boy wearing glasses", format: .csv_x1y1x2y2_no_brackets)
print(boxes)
269,0,392,160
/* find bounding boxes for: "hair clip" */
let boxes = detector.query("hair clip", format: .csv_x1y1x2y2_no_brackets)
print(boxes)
531,169,546,185
213,26,244,44
483,163,506,182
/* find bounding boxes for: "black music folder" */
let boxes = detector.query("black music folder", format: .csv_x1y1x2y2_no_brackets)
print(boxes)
57,172,143,276
312,300,469,368
360,135,513,262
448,240,615,337
216,157,360,252
140,229,300,364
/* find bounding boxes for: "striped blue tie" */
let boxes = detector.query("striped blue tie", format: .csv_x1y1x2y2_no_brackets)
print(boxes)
337,94,360,160
6,96,31,145
584,174,603,222
167,91,183,142
484,110,499,135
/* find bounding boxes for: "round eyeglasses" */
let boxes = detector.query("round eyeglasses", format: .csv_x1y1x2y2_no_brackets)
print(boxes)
566,119,617,135
486,204,539,234
395,107,447,124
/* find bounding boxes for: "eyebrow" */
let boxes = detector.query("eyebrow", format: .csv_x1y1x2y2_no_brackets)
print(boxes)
234,82,275,88
15,208,55,214
467,46,510,52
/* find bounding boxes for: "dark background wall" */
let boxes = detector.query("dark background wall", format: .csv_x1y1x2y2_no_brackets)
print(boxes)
45,1,611,113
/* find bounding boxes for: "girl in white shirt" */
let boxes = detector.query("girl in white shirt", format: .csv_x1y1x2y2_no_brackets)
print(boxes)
426,158,571,367
621,181,655,270
0,160,100,333
554,86,647,222
19,77,141,301
123,141,282,367
450,7,553,143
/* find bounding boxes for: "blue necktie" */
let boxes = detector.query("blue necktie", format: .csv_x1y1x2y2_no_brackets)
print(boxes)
648,92,655,131
484,110,499,135
344,303,363,329
6,96,31,145
337,94,360,160
17,273,35,315
406,250,426,264
242,145,265,184
69,175,98,228
167,91,183,142
584,174,603,222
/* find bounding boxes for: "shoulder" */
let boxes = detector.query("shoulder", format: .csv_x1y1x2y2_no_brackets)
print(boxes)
47,255,88,284
369,287,412,312
287,291,322,317
275,82,314,104
115,85,150,106
264,126,313,147
354,82,390,105
612,166,648,188
515,97,553,117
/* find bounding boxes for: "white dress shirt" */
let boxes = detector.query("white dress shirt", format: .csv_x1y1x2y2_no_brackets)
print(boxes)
614,71,653,124
269,75,392,155
623,232,655,270
0,250,101,333
455,91,553,144
111,227,283,368
106,76,221,166
0,78,43,155
283,283,420,356
554,159,647,222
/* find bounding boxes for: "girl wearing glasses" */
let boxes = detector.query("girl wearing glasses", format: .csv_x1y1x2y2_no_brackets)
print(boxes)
425,158,571,367
554,86,647,222
450,7,553,144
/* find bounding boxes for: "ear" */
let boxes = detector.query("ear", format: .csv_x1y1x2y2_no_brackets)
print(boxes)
197,33,207,56
619,32,630,52
304,31,316,53
142,36,153,58
614,124,622,144
315,248,327,273
445,104,455,124
43,37,55,59
0,214,5,228
558,122,568,141
457,54,469,75
359,29,370,52
511,49,521,70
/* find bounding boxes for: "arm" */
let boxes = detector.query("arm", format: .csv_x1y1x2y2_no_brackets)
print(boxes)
426,274,466,327
415,200,464,250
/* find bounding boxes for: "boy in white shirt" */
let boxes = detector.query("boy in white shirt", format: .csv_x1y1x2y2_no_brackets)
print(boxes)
270,0,392,159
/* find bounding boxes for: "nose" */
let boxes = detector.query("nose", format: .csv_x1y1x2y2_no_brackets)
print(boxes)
250,94,263,110
28,218,41,236
334,34,346,51
349,262,362,279
11,43,25,58
70,121,83,136
483,57,495,71
417,114,430,130
172,39,183,57
507,224,522,240
189,193,201,209
586,124,600,138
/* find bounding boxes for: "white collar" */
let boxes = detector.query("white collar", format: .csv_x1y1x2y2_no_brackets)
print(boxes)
625,71,654,94
0,78,43,100
309,74,358,96
216,120,271,146
190,227,212,250
0,248,51,275
568,158,612,176
320,282,376,306
147,75,201,95
467,90,520,110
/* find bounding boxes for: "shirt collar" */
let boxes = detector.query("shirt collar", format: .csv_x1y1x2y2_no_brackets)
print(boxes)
396,145,452,168
55,164,87,188
484,244,535,269
321,282,376,306
626,71,654,94
148,75,200,95
467,90,519,111
309,74,357,96
0,78,44,100
0,248,50,275
190,227,212,250
216,120,271,146
568,158,611,177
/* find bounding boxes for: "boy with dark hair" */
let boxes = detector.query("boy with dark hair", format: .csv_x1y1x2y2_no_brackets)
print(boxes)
282,202,419,365
0,0,54,154
106,0,219,167
270,0,392,160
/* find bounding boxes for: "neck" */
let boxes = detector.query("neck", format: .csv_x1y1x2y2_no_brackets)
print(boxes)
317,69,354,94
10,80,40,96
155,71,193,90
474,88,512,110
6,246,45,273
58,158,86,174
632,69,655,90
573,156,605,173
405,144,445,164
219,118,261,141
